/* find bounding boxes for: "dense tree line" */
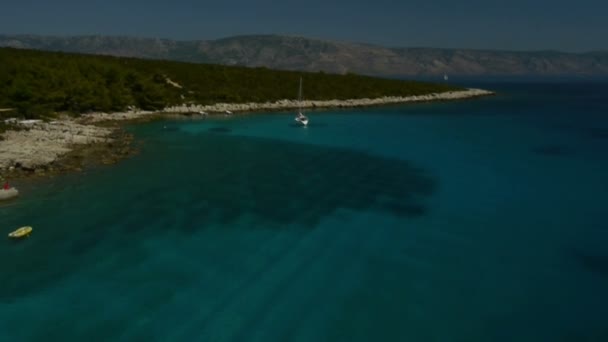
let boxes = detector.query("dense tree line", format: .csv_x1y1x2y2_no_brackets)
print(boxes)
0,48,460,119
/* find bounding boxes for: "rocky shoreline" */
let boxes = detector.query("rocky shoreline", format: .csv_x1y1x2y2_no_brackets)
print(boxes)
0,88,493,181
0,120,134,181
84,88,494,122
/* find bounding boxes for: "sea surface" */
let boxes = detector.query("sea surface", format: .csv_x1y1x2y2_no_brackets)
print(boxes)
1,82,607,341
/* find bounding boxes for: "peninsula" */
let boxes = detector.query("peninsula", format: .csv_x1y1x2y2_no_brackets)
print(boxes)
0,48,493,180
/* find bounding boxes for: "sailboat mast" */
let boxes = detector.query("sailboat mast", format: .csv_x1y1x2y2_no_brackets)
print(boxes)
294,76,309,126
298,77,303,113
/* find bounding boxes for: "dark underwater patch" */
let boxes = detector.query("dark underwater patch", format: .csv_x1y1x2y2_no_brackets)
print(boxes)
174,133,436,228
569,249,608,277
589,128,608,140
208,127,232,133
532,145,571,157
162,125,180,132
69,232,101,256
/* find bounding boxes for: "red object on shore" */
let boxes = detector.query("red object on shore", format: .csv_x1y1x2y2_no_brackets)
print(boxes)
3,182,9,190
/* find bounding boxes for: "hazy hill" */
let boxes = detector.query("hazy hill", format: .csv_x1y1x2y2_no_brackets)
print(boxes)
2,34,607,77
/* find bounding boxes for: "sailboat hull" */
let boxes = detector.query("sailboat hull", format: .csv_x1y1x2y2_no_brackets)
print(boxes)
295,117,308,126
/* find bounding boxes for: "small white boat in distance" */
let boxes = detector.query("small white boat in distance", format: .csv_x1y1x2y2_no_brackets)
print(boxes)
225,110,233,115
294,77,309,127
295,112,308,126
0,187,18,201
444,73,449,81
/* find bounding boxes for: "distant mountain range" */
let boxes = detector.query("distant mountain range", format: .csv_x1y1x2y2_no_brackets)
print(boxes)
2,34,608,77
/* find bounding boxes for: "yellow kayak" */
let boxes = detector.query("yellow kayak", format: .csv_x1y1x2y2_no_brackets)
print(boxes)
8,226,32,239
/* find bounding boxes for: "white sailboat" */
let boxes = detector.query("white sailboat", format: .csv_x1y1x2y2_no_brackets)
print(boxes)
294,77,309,126
444,73,449,81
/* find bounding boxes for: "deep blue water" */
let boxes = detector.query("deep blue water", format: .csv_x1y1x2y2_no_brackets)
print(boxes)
1,83,608,341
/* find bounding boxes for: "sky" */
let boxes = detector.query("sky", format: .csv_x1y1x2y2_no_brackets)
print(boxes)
0,0,607,52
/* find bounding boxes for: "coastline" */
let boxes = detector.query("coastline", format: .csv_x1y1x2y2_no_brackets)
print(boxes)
0,88,493,182
83,88,494,122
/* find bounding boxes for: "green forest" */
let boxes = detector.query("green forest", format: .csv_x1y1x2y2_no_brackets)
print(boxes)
0,48,461,119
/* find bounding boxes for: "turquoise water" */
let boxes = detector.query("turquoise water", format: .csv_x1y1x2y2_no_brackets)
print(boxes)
2,83,608,341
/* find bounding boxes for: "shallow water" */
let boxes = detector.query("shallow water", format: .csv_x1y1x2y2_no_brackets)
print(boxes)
1,83,607,341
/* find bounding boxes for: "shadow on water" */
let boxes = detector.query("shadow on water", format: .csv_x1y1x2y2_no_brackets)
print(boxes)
208,127,232,133
288,122,329,128
161,125,180,132
0,132,436,301
588,128,608,140
568,249,608,277
532,145,572,157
